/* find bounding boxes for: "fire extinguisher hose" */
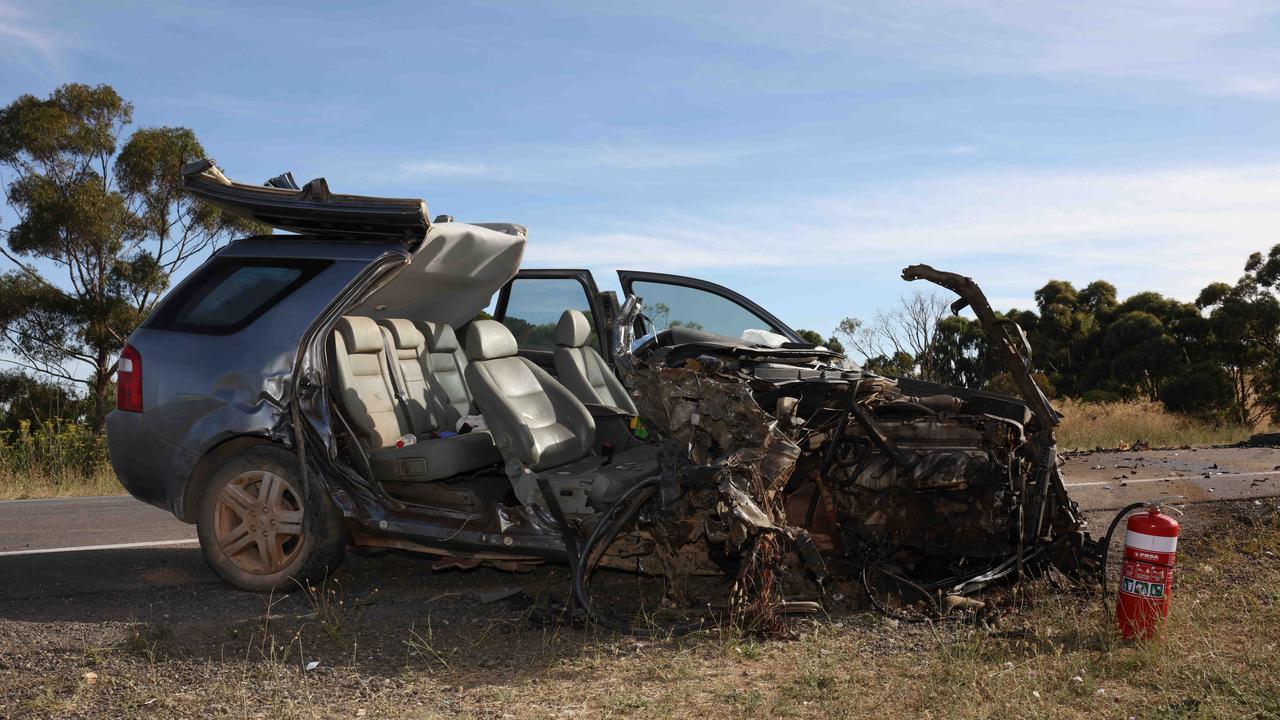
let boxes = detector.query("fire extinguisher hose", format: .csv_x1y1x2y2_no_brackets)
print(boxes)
1100,502,1150,613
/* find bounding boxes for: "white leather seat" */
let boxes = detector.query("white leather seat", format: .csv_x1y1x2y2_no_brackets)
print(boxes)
418,321,474,431
463,320,595,471
330,316,499,483
330,316,403,449
376,318,434,433
552,310,638,414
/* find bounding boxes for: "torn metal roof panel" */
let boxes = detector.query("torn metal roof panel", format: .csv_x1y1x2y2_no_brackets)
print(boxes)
181,159,431,247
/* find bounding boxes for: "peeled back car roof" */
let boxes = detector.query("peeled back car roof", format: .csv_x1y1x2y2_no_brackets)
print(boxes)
182,159,431,248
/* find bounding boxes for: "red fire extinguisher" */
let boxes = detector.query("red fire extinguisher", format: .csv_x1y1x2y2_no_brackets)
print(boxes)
1115,505,1180,639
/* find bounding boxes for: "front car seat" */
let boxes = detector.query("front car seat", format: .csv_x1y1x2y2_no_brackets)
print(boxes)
552,310,638,414
463,319,595,472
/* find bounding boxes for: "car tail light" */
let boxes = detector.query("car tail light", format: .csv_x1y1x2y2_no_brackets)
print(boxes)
117,344,143,412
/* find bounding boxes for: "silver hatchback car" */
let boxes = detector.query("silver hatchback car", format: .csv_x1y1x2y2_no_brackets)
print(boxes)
109,162,1097,630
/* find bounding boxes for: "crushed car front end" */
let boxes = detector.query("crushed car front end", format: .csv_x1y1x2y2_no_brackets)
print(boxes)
577,267,1097,632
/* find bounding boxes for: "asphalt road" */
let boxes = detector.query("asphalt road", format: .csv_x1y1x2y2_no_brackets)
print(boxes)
1059,445,1280,509
1,446,1278,615
0,495,194,555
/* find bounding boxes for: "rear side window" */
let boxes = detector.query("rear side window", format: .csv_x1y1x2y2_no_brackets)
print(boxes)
500,277,598,351
149,258,331,334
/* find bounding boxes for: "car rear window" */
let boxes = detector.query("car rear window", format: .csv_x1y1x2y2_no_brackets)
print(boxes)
149,258,331,334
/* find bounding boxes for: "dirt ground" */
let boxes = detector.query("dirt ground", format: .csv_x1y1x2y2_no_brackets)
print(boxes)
2,490,1278,719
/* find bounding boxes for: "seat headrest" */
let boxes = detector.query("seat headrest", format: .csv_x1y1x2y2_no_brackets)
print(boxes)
377,318,424,350
555,310,592,348
420,321,460,353
465,320,519,360
336,316,384,354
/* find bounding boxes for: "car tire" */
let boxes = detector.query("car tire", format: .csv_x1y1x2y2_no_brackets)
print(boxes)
195,444,346,592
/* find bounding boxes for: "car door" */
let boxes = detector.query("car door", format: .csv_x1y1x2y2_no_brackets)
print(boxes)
491,269,611,372
616,270,803,343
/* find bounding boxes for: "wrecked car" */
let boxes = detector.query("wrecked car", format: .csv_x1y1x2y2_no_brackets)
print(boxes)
106,161,1099,632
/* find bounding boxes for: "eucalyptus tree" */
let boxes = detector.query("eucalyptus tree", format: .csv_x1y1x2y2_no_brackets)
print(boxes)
0,83,262,426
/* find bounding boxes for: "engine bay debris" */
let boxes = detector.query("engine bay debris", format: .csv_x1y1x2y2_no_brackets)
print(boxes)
576,266,1101,634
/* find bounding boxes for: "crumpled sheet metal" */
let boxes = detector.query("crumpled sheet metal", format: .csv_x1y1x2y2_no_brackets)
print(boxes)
632,366,801,529
631,365,805,628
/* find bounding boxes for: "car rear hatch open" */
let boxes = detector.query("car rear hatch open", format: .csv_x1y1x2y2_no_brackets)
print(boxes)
182,159,431,249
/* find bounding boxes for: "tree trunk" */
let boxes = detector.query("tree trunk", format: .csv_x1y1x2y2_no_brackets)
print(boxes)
90,351,113,431
1236,369,1249,426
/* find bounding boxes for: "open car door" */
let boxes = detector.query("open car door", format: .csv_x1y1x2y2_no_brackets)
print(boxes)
616,270,804,344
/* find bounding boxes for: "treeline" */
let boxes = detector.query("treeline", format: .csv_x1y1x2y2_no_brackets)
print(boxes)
808,245,1280,426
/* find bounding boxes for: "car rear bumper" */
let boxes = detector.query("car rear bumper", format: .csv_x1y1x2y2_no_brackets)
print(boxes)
105,410,192,518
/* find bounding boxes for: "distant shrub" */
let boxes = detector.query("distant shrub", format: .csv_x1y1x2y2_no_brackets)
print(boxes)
1080,389,1123,404
0,419,109,477
1160,362,1235,416
986,371,1057,399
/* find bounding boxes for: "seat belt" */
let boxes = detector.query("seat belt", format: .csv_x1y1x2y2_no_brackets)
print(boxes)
380,330,421,437
451,348,476,414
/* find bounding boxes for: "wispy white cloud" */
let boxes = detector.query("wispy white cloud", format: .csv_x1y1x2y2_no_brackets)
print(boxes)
531,161,1280,309
625,0,1280,99
579,142,771,170
399,160,513,180
1220,76,1280,98
0,2,69,76
159,92,374,128
398,139,779,181
524,231,790,270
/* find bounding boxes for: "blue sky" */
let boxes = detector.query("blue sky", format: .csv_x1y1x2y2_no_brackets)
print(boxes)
3,0,1280,338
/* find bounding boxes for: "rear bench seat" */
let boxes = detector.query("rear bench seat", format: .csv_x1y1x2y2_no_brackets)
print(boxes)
330,316,500,483
419,321,474,431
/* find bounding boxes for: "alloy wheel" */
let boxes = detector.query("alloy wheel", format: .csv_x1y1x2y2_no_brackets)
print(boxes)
212,470,306,575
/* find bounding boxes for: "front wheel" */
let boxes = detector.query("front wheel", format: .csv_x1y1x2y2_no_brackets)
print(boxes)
196,444,346,592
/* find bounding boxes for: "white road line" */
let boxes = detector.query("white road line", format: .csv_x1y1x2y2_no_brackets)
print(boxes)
0,538,199,557
1065,470,1280,488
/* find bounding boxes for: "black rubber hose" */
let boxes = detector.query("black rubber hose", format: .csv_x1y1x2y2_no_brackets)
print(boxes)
571,477,710,637
1100,502,1148,613
537,474,580,564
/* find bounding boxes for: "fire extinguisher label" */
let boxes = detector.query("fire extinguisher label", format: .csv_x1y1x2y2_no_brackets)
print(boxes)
1122,559,1168,582
1120,559,1171,598
1120,576,1166,598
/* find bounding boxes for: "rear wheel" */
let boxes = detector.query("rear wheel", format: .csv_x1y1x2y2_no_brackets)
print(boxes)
196,445,345,591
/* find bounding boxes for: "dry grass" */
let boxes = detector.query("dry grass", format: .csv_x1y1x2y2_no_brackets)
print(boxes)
437,513,1280,719
1056,399,1255,451
0,419,122,499
6,508,1277,718
0,465,122,500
